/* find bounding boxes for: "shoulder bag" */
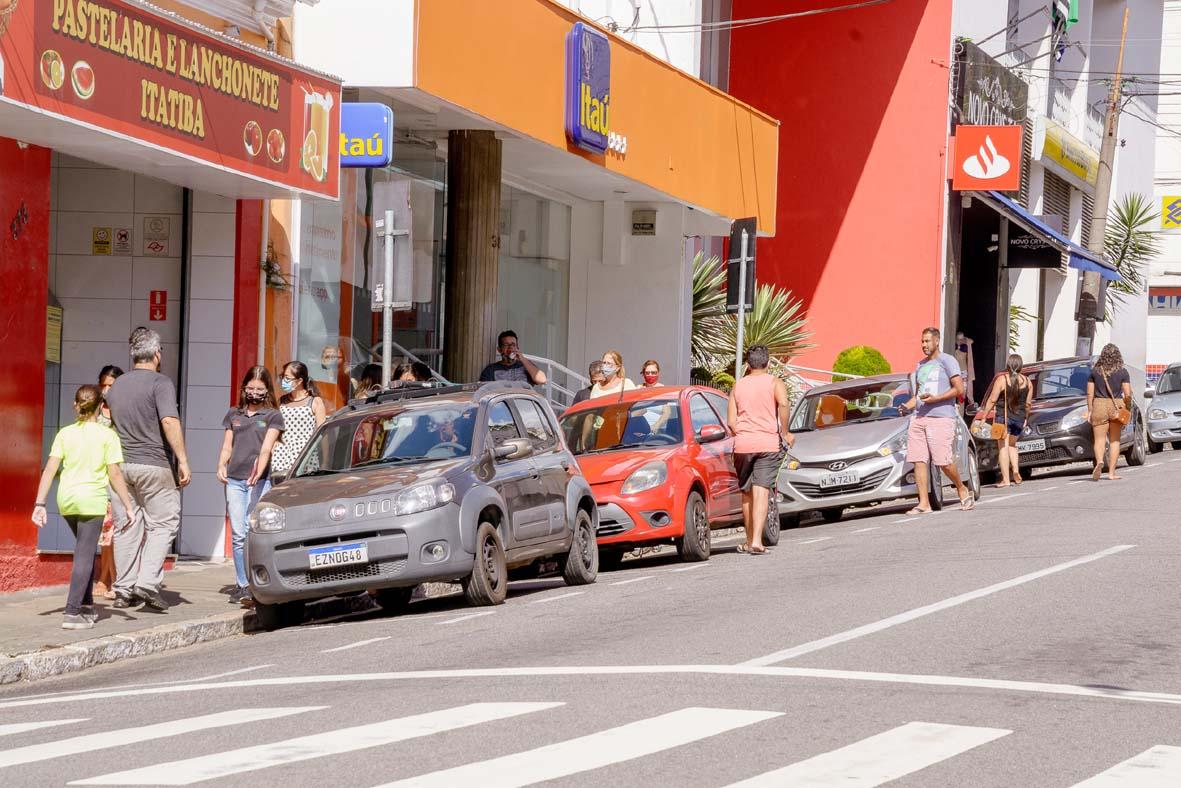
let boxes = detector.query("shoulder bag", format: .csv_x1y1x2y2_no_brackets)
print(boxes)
1102,370,1131,426
988,376,1008,440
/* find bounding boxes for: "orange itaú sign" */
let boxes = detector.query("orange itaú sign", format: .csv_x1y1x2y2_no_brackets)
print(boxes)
951,125,1022,192
0,0,341,197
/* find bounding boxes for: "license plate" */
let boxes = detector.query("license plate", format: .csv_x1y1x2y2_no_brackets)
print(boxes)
1017,439,1046,453
819,470,860,489
308,542,368,570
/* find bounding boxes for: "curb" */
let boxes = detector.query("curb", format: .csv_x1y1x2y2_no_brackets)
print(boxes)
0,583,459,686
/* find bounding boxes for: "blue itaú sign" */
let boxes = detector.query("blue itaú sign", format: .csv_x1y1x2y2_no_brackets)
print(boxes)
340,103,394,168
565,22,610,155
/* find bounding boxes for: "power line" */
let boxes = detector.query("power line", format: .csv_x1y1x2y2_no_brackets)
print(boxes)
627,0,893,34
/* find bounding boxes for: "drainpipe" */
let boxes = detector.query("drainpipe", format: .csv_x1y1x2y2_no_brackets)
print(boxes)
252,0,276,50
258,199,270,366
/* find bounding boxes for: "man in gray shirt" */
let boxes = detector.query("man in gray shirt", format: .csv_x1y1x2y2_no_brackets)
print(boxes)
105,327,191,611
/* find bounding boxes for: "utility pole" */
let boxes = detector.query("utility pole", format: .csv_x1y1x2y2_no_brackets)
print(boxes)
1075,6,1129,357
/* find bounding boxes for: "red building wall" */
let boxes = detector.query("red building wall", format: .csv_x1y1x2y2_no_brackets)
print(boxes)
729,0,953,371
0,138,71,591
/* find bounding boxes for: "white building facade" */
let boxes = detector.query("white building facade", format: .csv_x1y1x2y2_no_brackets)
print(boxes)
1149,0,1181,383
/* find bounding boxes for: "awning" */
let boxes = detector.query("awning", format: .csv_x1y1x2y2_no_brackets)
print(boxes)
974,190,1121,282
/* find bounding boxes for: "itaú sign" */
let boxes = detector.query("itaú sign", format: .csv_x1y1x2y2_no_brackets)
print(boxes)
564,22,610,155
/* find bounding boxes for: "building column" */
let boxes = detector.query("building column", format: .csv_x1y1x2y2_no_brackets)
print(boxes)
443,130,502,383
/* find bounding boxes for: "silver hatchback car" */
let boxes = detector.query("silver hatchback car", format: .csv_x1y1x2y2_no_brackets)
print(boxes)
773,374,980,524
1146,363,1181,452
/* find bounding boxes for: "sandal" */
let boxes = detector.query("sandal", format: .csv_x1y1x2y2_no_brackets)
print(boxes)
748,546,768,555
960,494,976,511
906,507,932,515
1013,473,1023,485
736,544,751,554
994,482,1010,489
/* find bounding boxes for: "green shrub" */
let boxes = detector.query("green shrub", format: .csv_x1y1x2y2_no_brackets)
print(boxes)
833,346,890,381
711,372,735,391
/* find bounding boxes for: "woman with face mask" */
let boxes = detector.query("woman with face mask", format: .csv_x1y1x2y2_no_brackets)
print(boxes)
640,360,662,388
271,361,328,480
591,350,636,398
217,366,285,606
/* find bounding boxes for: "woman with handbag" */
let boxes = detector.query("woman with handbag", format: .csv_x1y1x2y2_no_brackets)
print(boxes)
1086,343,1133,481
974,354,1032,488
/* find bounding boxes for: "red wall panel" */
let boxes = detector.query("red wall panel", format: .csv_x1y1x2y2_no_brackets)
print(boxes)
728,0,953,371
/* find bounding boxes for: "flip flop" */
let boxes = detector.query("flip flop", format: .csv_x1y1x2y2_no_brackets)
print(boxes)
906,507,932,515
960,495,976,511
748,546,768,555
736,544,751,554
1091,465,1102,481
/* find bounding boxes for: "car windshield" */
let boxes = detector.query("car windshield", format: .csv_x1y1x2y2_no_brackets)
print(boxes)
292,402,478,477
1028,363,1091,400
790,380,910,432
1157,368,1181,395
559,399,682,455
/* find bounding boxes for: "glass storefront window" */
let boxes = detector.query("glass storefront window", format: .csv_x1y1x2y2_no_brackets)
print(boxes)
497,185,571,366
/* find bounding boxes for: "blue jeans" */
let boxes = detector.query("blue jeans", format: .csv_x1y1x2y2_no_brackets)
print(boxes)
226,478,271,589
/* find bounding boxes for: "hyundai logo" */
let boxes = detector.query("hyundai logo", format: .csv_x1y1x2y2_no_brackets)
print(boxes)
828,461,848,471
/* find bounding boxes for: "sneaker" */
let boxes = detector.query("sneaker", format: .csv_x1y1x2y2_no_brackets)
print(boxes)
228,587,243,605
134,585,169,611
112,591,136,609
81,605,98,624
238,588,255,608
62,614,94,630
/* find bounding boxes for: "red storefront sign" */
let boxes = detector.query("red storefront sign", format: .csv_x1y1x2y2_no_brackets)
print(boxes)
149,288,166,321
0,0,341,197
951,125,1022,192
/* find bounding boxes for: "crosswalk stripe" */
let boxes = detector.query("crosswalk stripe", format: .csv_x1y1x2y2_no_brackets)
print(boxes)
71,702,561,786
375,706,782,788
1070,745,1181,786
724,721,1010,787
0,719,87,738
0,708,320,769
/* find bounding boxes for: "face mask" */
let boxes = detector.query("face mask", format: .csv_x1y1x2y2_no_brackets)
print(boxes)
601,364,617,377
280,378,296,393
643,372,659,384
245,390,267,404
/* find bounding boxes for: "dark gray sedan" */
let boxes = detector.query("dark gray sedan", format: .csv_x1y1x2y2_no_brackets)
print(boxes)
245,382,598,630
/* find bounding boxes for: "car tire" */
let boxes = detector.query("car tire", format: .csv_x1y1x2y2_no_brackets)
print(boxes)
462,522,508,606
562,509,599,586
967,450,982,501
979,468,998,486
253,599,304,632
762,494,781,547
374,586,415,615
820,507,843,524
1148,437,1163,454
928,465,944,511
1126,421,1148,467
781,512,801,529
598,549,625,572
677,491,711,562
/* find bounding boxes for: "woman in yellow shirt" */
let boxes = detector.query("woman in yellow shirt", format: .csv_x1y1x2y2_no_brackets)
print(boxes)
32,385,135,630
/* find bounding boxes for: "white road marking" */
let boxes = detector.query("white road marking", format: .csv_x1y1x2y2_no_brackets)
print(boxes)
0,719,87,738
8,663,1181,710
1042,486,1058,491
892,517,921,523
725,721,1011,787
1071,745,1181,786
799,537,832,544
853,527,880,534
740,544,1135,666
609,575,654,586
320,636,390,653
1068,480,1091,485
975,492,1029,504
436,611,496,626
0,708,320,769
375,707,782,788
529,591,585,605
1168,458,1181,463
186,665,274,682
71,703,560,786
670,564,707,572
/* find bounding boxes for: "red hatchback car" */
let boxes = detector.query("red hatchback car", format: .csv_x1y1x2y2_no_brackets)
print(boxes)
558,386,746,568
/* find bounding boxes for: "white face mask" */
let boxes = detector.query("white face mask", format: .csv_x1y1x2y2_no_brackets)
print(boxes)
601,364,617,377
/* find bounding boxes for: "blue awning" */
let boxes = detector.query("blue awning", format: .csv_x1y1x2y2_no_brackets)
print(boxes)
976,191,1122,282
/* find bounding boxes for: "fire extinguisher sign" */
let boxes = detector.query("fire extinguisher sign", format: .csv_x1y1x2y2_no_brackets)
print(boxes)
149,290,167,321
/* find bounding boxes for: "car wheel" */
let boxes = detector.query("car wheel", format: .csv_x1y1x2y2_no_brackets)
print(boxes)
928,465,944,511
598,549,625,572
677,491,710,562
462,522,508,606
562,509,598,586
1126,421,1148,467
252,599,304,632
762,493,781,547
967,450,981,501
374,586,415,615
979,468,998,486
820,507,843,524
1148,437,1163,454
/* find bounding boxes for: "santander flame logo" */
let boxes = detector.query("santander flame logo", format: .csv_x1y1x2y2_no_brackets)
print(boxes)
961,134,1011,180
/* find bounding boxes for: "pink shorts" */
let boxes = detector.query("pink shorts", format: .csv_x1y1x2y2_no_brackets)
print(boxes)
906,416,955,467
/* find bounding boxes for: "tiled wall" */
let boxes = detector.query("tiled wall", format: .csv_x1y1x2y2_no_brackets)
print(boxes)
42,154,237,559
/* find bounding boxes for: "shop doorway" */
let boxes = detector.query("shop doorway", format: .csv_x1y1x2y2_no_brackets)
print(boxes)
954,200,1006,406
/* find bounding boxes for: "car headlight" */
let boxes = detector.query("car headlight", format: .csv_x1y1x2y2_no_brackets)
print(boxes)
784,454,801,471
1060,405,1089,430
621,461,668,494
249,503,285,533
1150,408,1167,420
877,433,908,457
395,482,456,516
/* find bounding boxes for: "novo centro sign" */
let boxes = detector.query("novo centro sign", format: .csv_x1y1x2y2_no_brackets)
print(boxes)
0,0,341,196
564,22,625,156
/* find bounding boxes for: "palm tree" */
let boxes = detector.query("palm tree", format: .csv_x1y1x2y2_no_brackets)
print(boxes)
690,252,726,368
1104,193,1159,320
701,283,812,363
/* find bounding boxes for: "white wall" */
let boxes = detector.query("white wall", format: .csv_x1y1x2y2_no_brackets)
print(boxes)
1150,1,1181,371
557,0,703,76
293,0,415,87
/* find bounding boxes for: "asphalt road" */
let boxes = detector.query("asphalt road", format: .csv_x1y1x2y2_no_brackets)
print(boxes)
3,451,1180,787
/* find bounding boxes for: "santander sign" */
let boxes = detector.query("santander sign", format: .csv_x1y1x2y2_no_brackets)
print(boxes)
952,125,1022,192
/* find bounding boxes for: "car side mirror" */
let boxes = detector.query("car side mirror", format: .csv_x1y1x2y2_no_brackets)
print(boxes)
270,471,288,486
494,438,534,461
1144,388,1154,400
697,424,726,444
